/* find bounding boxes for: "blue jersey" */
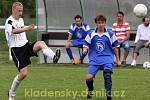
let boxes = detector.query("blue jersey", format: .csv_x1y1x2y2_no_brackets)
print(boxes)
84,28,119,65
68,22,90,39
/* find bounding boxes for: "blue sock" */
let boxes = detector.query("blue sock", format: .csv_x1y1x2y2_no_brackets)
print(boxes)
86,80,94,91
66,48,74,60
80,53,87,63
103,70,112,98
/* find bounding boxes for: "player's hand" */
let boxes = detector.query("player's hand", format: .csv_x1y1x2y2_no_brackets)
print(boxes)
28,24,35,30
83,47,88,55
25,24,35,31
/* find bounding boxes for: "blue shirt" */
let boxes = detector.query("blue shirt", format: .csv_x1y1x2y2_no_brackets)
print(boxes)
68,22,90,39
84,28,119,65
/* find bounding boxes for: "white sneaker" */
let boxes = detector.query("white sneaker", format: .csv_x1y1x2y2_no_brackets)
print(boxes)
8,91,16,100
131,60,136,66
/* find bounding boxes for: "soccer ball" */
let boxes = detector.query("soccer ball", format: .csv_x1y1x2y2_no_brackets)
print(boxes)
133,4,147,18
143,61,150,69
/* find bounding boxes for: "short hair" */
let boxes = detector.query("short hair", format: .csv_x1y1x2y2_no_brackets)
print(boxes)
95,14,107,23
142,16,149,22
74,15,82,20
117,11,124,16
12,2,23,10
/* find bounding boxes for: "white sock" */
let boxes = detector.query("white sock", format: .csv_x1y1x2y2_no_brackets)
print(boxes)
42,48,55,60
10,75,20,93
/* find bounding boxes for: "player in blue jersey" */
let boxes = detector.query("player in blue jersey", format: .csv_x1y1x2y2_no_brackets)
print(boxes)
83,14,120,100
65,15,90,64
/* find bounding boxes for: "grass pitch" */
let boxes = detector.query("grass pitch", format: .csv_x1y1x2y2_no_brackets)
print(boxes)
0,25,150,100
0,62,150,100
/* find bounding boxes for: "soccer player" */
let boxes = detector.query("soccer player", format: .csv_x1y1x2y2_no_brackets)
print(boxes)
131,16,150,66
65,15,90,64
112,11,131,66
5,2,61,100
83,14,120,100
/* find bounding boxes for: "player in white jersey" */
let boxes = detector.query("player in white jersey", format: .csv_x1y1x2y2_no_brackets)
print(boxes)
83,14,119,100
5,2,61,100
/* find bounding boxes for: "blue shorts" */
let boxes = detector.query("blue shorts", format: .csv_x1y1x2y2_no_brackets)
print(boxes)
71,39,85,47
87,64,113,76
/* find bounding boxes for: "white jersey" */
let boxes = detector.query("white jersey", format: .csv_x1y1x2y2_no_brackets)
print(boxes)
134,24,150,43
5,16,28,48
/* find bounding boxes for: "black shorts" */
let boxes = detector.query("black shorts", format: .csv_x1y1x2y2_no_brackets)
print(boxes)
11,42,38,71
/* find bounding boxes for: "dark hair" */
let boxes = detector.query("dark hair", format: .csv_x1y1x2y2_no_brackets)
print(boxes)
117,11,124,16
142,16,149,22
74,15,82,20
95,14,107,23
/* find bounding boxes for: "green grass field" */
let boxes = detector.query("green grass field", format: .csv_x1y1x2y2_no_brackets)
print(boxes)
0,19,150,100
1,61,150,100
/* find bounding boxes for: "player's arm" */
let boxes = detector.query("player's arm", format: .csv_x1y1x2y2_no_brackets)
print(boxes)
83,33,91,54
67,33,72,42
12,24,35,34
83,47,88,55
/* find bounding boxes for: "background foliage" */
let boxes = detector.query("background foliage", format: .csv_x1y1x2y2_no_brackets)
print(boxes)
0,0,35,18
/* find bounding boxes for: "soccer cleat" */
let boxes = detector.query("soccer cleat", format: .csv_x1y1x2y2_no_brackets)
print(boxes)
53,48,61,63
8,91,16,100
131,60,136,66
70,60,75,64
70,60,81,64
107,96,112,100
74,60,81,64
87,91,93,99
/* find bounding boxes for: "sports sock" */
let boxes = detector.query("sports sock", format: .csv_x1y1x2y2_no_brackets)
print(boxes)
10,75,20,93
66,48,74,60
42,48,55,59
86,80,94,91
80,53,87,63
103,70,112,98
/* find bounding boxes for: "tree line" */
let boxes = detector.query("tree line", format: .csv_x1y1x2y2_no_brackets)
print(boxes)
0,0,35,18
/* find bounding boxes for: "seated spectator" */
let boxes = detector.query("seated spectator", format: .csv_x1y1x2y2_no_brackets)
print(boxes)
112,11,131,66
65,15,90,64
131,16,150,66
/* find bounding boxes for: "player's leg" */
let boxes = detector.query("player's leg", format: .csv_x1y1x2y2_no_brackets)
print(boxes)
33,41,61,63
86,65,99,99
9,67,27,100
79,45,87,64
103,64,113,100
65,41,74,63
86,74,94,99
122,41,130,66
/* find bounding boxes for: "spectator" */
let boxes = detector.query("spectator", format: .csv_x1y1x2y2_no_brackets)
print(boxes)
112,11,131,66
131,16,150,66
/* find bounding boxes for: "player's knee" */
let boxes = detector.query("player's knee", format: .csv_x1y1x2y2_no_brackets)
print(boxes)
38,41,47,48
65,42,71,48
86,74,94,81
19,69,28,79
